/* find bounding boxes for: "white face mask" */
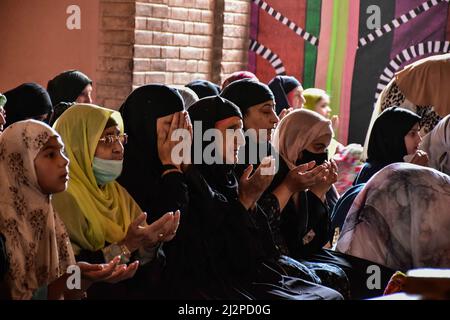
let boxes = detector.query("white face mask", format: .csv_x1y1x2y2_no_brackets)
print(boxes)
92,157,123,185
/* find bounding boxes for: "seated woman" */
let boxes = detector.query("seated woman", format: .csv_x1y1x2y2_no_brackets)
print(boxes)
337,163,450,271
268,75,305,114
52,104,180,299
421,114,450,175
0,120,131,299
354,107,427,185
270,109,394,299
171,96,342,300
363,53,450,159
302,88,363,194
3,83,53,127
221,79,349,297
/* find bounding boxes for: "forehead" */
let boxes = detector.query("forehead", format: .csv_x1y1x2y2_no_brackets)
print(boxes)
102,125,120,134
252,99,275,109
215,116,242,129
42,135,64,149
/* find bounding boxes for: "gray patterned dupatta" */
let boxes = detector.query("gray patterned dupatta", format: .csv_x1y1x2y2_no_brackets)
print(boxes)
336,163,450,271
0,120,75,299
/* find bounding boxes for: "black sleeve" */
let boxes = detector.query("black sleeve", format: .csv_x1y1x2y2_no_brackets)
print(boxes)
147,171,189,223
75,249,106,264
0,234,9,282
302,190,332,254
183,167,265,278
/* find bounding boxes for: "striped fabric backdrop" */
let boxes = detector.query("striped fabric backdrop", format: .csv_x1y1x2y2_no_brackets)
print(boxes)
249,0,450,144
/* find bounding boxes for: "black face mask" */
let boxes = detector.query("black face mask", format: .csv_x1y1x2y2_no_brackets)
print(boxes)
296,149,328,166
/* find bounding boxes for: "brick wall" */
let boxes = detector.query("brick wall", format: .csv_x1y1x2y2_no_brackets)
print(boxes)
97,0,135,109
220,0,251,85
97,0,250,109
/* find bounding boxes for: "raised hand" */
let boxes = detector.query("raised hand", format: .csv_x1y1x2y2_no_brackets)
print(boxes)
409,149,429,167
238,156,276,210
285,161,329,193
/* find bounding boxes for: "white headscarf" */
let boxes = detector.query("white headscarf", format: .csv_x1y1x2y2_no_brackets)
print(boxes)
337,163,450,271
421,115,450,175
0,120,75,299
272,109,333,169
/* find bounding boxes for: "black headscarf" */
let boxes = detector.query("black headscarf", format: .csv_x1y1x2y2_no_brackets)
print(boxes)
268,75,301,114
186,80,220,99
3,83,53,127
188,96,242,198
47,70,92,106
220,79,274,114
368,106,421,163
117,84,185,211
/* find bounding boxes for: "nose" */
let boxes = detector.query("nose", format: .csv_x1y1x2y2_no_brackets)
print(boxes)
112,139,125,158
270,110,280,125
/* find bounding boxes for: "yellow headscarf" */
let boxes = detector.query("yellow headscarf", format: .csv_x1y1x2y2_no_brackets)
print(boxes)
52,104,142,253
303,88,329,111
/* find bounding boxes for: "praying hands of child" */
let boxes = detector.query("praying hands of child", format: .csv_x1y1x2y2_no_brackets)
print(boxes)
238,156,276,210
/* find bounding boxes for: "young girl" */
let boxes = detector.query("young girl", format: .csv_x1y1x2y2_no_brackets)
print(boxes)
0,120,126,299
355,106,427,185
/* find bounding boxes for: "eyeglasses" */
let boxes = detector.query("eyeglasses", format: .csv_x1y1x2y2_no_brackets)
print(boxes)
98,133,128,145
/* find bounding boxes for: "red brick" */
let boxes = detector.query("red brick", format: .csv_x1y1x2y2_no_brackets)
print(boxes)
135,18,147,30
188,9,202,22
222,49,244,62
101,2,135,17
173,34,189,46
146,18,163,31
96,84,131,99
201,10,213,23
103,99,124,111
186,60,198,72
224,1,249,14
221,62,246,74
133,73,146,86
171,7,189,20
189,35,211,48
222,37,245,50
152,4,169,19
161,46,180,58
198,61,210,73
133,59,150,72
165,73,174,84
194,23,212,35
99,30,134,44
166,59,186,72
97,71,132,84
162,20,184,33
98,57,133,72
195,0,211,10
233,13,249,26
102,16,134,30
134,45,161,58
145,73,166,84
168,0,185,6
99,44,133,58
135,3,152,17
224,13,234,24
151,59,167,72
152,32,173,45
203,48,212,60
184,22,194,34
223,25,246,38
180,47,204,60
135,30,153,45
173,73,193,85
